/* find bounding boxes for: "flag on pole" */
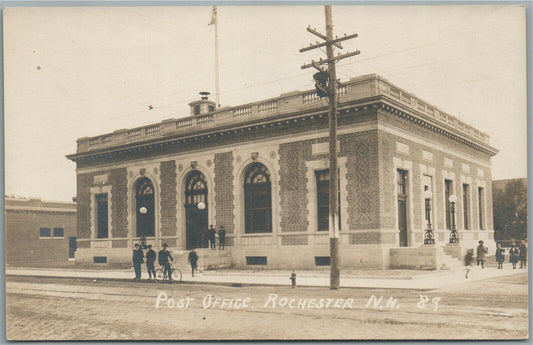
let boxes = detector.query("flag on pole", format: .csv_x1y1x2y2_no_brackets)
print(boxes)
208,6,217,26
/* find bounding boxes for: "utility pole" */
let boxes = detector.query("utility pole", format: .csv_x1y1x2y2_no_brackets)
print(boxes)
300,5,360,289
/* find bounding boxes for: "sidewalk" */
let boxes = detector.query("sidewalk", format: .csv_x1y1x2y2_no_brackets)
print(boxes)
6,265,527,290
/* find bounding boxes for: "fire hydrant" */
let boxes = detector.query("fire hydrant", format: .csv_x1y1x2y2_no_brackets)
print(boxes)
290,272,296,288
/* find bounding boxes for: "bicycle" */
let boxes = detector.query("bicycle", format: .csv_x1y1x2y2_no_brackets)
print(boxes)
154,262,182,283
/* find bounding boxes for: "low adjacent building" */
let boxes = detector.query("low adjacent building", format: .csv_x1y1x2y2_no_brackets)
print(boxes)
67,74,498,269
5,197,77,267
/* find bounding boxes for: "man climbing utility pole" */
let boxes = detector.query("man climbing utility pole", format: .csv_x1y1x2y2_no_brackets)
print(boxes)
300,5,360,289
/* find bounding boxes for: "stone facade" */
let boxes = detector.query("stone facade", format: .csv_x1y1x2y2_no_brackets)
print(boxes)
67,74,498,269
5,197,77,267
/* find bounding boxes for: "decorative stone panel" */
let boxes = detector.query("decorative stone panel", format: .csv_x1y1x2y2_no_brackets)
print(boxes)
77,241,90,249
224,237,234,246
350,232,380,244
112,240,128,248
279,141,313,233
281,235,308,245
396,142,409,155
342,132,380,230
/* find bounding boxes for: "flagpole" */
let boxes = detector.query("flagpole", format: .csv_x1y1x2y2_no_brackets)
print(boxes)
214,7,220,108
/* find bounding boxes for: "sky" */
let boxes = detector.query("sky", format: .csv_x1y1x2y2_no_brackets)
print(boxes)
4,4,528,202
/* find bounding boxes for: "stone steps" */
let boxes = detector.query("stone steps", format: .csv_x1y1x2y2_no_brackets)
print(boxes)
437,246,463,271
171,249,232,271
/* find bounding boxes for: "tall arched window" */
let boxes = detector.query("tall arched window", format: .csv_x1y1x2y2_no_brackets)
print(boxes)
185,171,207,205
244,163,272,233
135,177,155,237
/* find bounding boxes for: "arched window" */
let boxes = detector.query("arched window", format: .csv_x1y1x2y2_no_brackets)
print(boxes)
135,177,155,237
185,171,207,205
244,163,272,233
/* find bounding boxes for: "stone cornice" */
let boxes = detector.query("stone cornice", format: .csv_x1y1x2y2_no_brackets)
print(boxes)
378,99,498,156
68,74,495,163
67,97,497,164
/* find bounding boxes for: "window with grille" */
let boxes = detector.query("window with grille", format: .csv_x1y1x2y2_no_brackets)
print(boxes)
315,169,341,231
478,187,485,230
185,171,208,205
445,180,452,230
397,169,408,247
96,193,108,238
463,184,470,230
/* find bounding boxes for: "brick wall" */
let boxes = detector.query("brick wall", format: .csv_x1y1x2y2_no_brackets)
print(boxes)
76,173,93,239
5,209,76,267
160,161,177,236
215,152,234,233
110,168,128,238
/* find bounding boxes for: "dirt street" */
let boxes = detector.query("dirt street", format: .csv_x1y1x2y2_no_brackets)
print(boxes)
6,273,528,340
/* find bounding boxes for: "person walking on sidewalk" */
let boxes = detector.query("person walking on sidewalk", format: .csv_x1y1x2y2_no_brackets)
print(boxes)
476,240,488,269
145,245,156,279
188,248,199,277
519,241,528,269
464,249,474,279
509,242,519,269
495,243,505,270
218,226,226,250
132,243,144,281
158,243,174,281
208,225,217,250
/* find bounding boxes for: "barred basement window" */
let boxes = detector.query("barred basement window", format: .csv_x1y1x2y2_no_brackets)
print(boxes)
93,256,107,264
315,256,331,266
244,163,272,234
246,256,267,265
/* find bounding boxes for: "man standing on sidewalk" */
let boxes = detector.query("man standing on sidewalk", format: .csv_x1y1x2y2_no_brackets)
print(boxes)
218,226,226,250
145,245,156,279
158,243,174,281
208,225,217,250
132,243,144,281
188,248,199,277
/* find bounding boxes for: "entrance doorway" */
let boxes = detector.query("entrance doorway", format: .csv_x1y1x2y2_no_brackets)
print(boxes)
184,171,208,250
68,237,77,259
135,177,155,237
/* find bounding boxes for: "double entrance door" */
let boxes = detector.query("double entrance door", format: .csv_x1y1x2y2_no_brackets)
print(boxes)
185,205,208,250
